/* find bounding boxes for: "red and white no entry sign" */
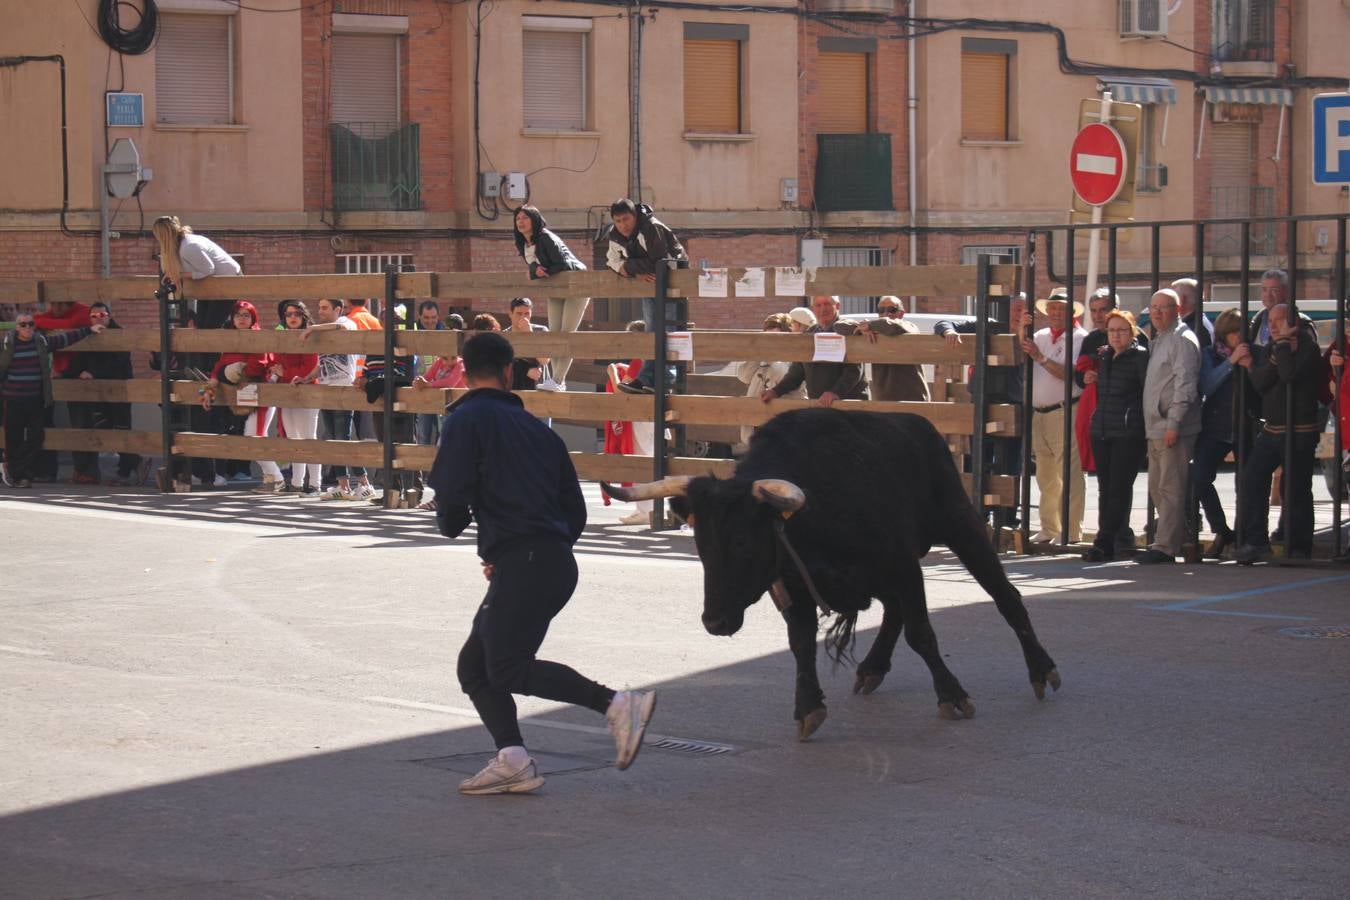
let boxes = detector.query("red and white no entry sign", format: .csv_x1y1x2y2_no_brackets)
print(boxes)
1069,123,1128,207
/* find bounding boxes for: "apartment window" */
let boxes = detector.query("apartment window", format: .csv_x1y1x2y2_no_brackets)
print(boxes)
684,23,747,134
961,38,1016,142
816,38,874,134
155,13,234,125
331,33,400,134
522,17,590,131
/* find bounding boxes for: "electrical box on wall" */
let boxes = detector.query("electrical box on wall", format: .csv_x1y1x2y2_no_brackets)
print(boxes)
481,171,501,198
506,172,528,201
780,178,799,204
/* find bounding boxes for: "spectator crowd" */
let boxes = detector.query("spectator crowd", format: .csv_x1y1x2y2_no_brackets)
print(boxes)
1,206,1346,561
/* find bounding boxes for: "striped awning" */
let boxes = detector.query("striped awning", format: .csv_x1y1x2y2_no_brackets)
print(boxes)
1201,85,1293,106
1099,77,1177,105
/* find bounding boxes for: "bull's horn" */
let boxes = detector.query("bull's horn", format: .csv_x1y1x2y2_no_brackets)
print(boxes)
601,476,693,502
751,479,805,512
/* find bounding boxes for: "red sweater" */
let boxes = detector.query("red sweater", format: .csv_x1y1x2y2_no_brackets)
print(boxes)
34,303,91,375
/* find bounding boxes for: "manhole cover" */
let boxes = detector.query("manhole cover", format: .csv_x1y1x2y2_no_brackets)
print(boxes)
414,750,610,777
1277,625,1350,640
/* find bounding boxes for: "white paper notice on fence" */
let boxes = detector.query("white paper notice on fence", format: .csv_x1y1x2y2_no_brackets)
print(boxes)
234,383,259,407
812,332,846,363
734,267,765,297
666,331,694,361
698,268,728,297
774,267,807,296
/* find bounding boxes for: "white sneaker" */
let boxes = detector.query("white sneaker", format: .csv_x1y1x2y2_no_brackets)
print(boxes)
351,483,376,501
1030,531,1061,544
618,511,649,526
606,689,657,771
212,475,228,487
535,378,564,392
319,486,353,501
190,475,203,486
457,752,545,796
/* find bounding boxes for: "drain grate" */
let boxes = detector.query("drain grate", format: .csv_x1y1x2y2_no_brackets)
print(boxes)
649,737,739,756
1277,625,1350,640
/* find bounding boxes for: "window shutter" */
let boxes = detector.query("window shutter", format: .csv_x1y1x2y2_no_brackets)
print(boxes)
1209,123,1253,188
684,39,740,133
331,33,399,131
816,52,868,133
523,30,586,130
961,52,1008,141
155,14,232,125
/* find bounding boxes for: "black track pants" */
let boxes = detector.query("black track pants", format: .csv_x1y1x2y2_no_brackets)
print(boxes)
456,537,615,749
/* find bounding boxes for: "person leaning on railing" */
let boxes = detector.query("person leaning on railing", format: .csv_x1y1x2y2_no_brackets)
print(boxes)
265,301,321,495
513,205,587,391
152,215,241,287
852,296,931,402
64,302,140,486
735,313,801,450
0,313,103,488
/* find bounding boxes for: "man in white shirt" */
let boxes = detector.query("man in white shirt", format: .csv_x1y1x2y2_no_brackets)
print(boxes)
1020,288,1087,544
302,298,374,501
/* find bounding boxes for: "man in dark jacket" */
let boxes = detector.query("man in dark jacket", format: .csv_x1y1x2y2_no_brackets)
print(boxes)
852,296,929,401
65,302,140,484
1231,304,1323,562
607,199,689,394
428,332,656,795
0,313,101,487
763,295,866,406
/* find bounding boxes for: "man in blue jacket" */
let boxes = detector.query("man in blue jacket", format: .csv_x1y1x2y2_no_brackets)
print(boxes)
428,332,657,795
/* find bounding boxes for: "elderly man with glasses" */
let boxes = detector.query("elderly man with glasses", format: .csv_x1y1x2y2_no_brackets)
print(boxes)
853,296,931,402
64,302,139,485
0,310,105,488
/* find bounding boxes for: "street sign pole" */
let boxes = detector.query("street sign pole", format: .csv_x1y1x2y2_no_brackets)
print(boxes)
1083,93,1114,298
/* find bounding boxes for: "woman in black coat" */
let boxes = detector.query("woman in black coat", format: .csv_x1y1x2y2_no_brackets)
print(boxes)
1083,310,1150,562
512,205,587,390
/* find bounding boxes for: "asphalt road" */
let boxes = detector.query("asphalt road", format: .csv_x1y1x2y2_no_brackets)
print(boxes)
2,484,1348,899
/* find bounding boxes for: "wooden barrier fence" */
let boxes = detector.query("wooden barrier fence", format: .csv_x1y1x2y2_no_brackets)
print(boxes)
1,264,1023,507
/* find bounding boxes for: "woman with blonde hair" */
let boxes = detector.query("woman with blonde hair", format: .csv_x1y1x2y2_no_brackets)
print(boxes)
152,215,241,288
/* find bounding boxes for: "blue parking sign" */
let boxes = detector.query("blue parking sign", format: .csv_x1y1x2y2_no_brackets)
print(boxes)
1312,92,1350,184
106,92,144,127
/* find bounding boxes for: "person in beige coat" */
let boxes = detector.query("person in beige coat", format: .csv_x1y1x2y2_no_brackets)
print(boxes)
853,296,931,402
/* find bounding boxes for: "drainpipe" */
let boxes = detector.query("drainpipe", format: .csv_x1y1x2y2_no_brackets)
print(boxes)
907,1,918,305
629,0,642,200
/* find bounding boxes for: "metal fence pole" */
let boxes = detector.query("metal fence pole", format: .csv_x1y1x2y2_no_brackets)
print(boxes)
652,259,671,528
1189,221,1206,560
1146,224,1161,544
1061,228,1076,550
972,254,991,542
158,285,173,493
1334,215,1347,559
1284,219,1297,559
1020,231,1036,546
382,265,397,507
1235,222,1251,549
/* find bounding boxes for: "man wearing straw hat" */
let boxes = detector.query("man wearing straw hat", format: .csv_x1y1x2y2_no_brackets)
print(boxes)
1021,287,1087,544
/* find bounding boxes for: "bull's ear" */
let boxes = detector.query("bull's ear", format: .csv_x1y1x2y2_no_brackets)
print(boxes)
669,496,693,525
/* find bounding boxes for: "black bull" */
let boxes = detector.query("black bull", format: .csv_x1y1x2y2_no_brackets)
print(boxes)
604,408,1060,741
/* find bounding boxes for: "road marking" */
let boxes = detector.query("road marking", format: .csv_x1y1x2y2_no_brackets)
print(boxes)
0,644,52,657
1140,574,1350,620
363,695,736,751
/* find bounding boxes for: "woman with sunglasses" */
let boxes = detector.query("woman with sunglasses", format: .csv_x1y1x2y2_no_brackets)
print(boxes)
264,301,322,494
206,301,286,491
512,205,586,390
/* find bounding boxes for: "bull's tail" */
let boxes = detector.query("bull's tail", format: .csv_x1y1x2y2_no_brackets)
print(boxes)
822,610,859,668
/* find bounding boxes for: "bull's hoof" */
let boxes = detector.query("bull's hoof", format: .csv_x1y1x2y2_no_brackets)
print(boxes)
937,698,976,720
852,672,885,695
796,707,827,741
1031,668,1063,700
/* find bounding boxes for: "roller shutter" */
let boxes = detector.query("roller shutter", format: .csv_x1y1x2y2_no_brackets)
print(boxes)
684,39,741,133
961,52,1008,141
155,14,233,125
523,29,586,130
331,33,399,131
816,52,868,133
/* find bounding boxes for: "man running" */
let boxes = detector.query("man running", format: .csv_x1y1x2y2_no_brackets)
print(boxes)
428,332,656,795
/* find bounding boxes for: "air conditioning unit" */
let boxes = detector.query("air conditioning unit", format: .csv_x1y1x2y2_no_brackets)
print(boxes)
1120,0,1167,37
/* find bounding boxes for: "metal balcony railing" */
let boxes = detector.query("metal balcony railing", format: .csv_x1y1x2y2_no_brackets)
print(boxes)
329,122,422,212
1213,0,1274,63
814,134,893,212
1208,186,1275,256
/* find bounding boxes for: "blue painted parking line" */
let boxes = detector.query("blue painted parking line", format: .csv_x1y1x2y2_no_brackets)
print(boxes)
1140,574,1350,620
